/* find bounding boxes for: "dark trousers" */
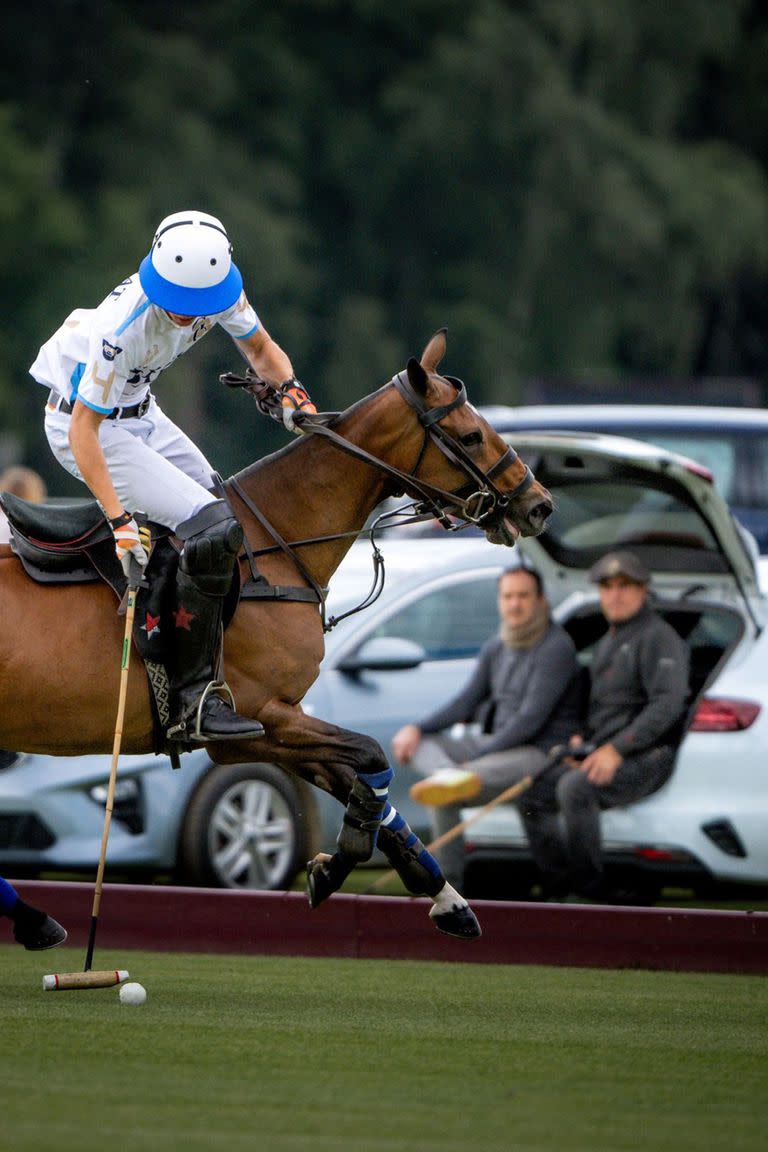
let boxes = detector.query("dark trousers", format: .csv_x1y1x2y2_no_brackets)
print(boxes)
519,745,677,895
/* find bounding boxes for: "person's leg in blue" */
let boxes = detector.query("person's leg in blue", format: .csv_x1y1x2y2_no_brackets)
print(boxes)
0,875,67,950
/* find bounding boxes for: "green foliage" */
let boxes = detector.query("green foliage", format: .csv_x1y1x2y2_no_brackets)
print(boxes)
1,0,767,476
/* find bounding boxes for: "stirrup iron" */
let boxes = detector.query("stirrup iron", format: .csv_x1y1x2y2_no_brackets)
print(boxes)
166,680,236,742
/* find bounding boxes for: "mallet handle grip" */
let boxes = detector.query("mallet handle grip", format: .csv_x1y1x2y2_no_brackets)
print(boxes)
43,969,129,991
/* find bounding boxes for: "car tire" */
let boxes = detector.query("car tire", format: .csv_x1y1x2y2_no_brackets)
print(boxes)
179,761,307,891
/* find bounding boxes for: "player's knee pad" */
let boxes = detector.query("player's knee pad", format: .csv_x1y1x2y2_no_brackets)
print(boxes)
177,500,243,595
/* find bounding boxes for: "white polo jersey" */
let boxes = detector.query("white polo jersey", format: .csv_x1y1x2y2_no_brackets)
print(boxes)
30,273,261,413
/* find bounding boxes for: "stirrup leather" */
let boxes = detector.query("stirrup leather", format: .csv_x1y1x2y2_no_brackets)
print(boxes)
166,680,236,742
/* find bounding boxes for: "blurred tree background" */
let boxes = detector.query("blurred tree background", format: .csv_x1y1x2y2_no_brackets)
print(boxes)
1,0,767,489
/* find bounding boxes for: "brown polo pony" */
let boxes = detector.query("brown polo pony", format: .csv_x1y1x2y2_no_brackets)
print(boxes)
0,331,552,934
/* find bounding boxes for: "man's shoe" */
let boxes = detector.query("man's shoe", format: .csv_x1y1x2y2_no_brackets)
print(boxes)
410,768,482,807
13,908,68,951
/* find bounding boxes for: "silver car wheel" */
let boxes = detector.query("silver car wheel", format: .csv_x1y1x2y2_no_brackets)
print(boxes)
207,778,296,889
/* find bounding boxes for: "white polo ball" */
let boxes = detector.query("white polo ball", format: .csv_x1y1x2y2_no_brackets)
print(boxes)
119,981,147,1005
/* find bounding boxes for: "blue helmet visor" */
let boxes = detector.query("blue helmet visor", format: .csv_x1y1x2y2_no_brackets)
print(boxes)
139,254,243,316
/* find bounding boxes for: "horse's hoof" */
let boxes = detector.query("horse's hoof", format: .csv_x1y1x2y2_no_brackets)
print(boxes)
429,903,483,940
306,855,333,908
306,852,354,909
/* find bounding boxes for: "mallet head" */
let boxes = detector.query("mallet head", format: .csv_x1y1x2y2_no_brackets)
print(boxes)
43,969,129,991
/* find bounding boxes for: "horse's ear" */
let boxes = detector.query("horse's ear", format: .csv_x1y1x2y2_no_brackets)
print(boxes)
406,356,429,396
420,328,447,373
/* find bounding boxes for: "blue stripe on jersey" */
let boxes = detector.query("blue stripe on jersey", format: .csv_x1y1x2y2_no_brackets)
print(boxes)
69,360,110,411
77,394,114,415
115,299,151,337
234,321,260,339
68,362,85,404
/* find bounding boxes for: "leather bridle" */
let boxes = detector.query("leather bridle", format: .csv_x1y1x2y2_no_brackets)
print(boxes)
295,370,534,532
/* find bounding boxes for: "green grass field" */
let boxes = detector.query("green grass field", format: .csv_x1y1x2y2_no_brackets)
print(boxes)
1,944,765,1152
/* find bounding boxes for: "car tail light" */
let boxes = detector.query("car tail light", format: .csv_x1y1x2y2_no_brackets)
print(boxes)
632,847,680,862
683,460,714,483
689,697,761,732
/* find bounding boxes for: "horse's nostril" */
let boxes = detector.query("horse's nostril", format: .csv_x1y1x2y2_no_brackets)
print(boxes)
533,501,553,523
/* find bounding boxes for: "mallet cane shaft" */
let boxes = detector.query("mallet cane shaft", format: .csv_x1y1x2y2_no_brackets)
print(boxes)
83,559,142,971
367,774,534,894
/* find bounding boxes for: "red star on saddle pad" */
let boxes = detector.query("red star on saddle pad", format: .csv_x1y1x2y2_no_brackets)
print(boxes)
173,606,196,631
142,612,161,638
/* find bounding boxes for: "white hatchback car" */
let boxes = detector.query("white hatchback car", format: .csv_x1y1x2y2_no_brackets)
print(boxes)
449,430,768,903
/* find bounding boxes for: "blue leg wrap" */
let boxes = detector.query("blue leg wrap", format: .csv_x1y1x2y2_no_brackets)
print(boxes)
337,766,395,861
0,876,19,915
358,766,394,792
380,804,443,890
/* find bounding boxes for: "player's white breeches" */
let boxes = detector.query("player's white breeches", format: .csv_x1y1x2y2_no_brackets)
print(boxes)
44,396,217,531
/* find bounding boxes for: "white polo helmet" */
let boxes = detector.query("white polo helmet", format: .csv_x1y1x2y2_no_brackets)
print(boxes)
138,210,243,315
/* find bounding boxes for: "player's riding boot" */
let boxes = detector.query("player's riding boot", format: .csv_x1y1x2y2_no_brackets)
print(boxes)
167,500,264,743
10,899,68,950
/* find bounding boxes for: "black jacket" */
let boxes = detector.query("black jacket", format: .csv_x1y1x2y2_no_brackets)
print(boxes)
586,603,690,756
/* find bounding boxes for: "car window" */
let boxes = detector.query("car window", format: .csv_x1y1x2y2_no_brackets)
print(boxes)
534,477,729,573
370,576,499,659
751,440,768,506
624,434,736,501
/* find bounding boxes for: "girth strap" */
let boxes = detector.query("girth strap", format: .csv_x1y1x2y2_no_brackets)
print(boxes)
226,475,328,616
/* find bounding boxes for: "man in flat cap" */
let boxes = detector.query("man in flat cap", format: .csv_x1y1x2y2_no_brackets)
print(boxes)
520,549,690,901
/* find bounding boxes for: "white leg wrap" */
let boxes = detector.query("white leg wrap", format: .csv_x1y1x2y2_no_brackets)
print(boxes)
429,881,468,917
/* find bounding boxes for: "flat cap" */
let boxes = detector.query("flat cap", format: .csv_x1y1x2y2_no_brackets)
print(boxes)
589,550,650,585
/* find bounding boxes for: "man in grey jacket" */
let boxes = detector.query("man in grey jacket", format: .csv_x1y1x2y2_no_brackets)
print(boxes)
521,550,690,900
392,565,582,887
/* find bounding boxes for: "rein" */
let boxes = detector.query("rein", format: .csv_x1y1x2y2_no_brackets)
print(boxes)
224,368,534,631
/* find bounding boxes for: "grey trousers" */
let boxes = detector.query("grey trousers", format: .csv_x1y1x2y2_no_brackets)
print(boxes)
519,745,677,894
410,734,548,887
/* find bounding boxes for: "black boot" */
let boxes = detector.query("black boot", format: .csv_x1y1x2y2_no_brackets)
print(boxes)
10,899,68,950
167,501,264,743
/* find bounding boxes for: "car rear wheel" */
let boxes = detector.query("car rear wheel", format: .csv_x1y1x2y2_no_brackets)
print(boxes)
179,762,307,890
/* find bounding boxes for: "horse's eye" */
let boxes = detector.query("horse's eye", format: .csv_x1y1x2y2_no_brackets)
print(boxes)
459,431,483,447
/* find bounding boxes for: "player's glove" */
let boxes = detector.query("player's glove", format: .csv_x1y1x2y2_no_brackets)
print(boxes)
219,369,316,433
279,377,317,432
110,511,149,579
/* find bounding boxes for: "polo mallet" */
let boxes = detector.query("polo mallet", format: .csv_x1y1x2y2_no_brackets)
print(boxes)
44,556,143,991
366,774,535,894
